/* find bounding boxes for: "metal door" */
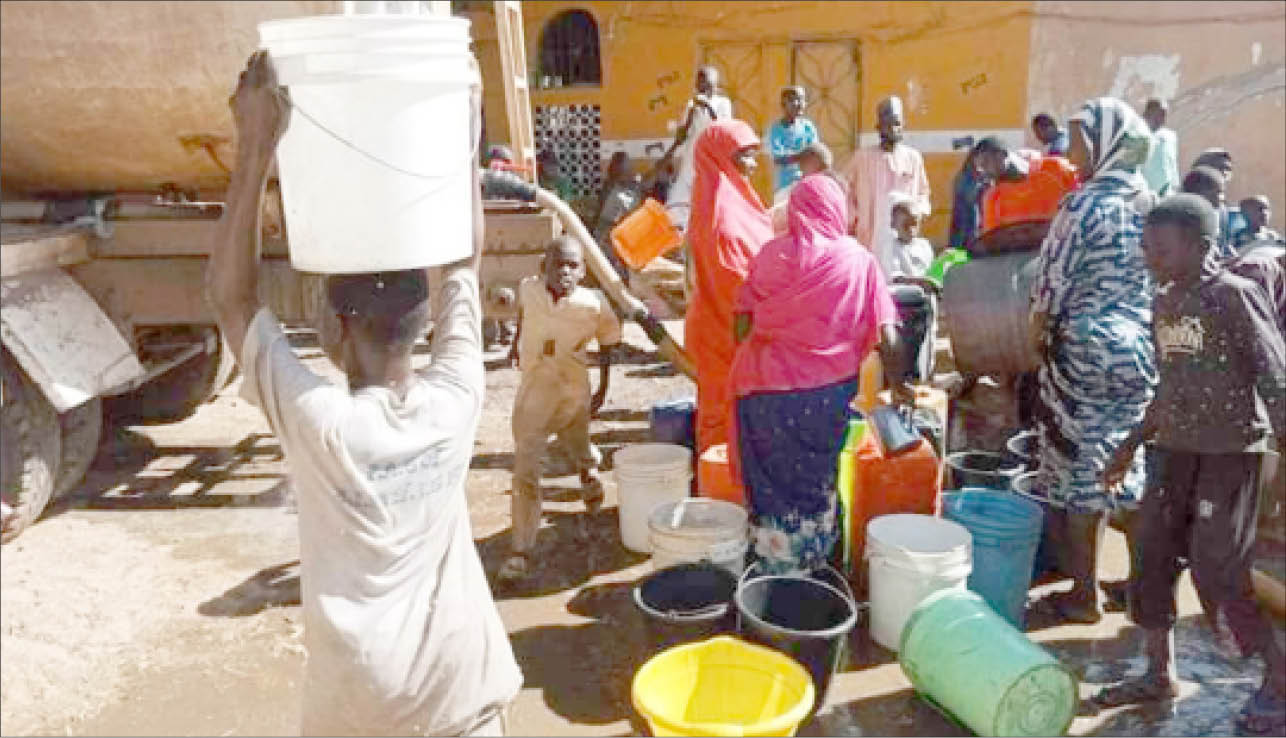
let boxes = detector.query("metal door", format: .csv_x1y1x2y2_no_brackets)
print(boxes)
701,42,770,135
700,42,777,197
792,40,862,167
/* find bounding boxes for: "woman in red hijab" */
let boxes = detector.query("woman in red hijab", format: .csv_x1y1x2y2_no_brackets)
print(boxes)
686,119,774,454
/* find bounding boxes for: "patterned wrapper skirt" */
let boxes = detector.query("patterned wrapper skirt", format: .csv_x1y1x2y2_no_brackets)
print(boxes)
735,377,857,574
1035,314,1156,513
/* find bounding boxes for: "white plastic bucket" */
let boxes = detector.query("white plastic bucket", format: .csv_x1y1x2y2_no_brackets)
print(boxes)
258,15,477,274
614,444,692,553
866,514,973,652
649,498,749,577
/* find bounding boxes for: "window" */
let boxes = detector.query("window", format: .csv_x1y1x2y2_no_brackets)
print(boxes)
539,9,601,86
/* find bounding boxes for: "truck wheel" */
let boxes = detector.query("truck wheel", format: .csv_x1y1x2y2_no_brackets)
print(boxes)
1,351,61,543
106,326,235,424
55,397,103,498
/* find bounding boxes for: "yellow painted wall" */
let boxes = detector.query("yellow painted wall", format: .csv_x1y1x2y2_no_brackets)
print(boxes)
468,1,1035,243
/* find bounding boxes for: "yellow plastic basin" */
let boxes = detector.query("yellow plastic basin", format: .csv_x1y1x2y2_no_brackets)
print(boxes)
632,635,816,737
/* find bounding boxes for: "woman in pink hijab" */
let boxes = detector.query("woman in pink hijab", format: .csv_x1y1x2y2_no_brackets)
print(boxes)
730,173,909,574
686,119,773,454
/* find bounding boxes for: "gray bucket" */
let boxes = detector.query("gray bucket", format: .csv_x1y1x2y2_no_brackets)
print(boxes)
734,563,857,718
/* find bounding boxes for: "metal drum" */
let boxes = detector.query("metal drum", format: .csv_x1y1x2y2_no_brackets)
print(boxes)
942,250,1042,375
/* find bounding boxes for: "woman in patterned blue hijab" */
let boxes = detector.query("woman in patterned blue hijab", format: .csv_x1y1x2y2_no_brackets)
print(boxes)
1028,97,1158,625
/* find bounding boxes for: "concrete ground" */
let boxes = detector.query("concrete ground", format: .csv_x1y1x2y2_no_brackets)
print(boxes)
1,321,1282,736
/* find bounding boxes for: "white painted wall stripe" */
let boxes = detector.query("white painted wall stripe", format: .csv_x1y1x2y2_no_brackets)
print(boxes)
599,128,1030,160
854,128,1030,154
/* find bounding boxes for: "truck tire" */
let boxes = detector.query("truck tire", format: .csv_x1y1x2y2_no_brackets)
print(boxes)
105,326,235,424
55,397,103,498
2,350,61,543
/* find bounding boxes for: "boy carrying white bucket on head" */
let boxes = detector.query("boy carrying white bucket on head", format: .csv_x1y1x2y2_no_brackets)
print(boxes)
205,52,521,736
500,236,623,582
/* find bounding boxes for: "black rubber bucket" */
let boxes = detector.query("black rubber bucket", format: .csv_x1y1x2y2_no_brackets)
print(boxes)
633,562,736,654
945,450,1025,491
734,564,857,717
1004,429,1040,470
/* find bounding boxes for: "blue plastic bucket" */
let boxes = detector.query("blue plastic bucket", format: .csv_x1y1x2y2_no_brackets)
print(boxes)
942,489,1044,627
1012,471,1064,580
650,397,696,451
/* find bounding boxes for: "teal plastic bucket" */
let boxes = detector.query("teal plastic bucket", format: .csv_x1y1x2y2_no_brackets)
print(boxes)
942,489,1043,627
1012,471,1064,580
900,588,1077,737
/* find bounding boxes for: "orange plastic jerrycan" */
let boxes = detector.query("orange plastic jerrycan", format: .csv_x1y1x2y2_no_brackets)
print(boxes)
847,433,942,590
611,197,683,270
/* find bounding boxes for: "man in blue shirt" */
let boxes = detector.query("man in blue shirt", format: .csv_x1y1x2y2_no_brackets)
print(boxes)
766,86,820,201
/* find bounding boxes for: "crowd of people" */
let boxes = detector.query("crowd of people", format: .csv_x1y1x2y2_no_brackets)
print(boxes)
208,47,1284,736
581,69,1285,733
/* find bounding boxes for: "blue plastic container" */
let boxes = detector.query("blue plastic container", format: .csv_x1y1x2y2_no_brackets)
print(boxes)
942,489,1044,627
1012,471,1062,580
649,397,696,451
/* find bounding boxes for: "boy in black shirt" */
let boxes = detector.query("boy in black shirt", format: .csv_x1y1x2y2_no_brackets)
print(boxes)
1091,194,1285,734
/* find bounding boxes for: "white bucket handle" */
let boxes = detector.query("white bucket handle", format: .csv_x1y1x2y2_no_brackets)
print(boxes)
278,88,480,189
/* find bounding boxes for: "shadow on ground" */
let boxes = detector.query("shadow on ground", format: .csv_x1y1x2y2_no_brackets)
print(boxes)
626,365,678,379
479,508,648,599
593,409,650,423
44,428,290,519
508,581,653,731
198,560,302,617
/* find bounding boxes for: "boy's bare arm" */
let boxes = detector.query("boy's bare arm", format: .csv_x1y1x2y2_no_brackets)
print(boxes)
662,103,699,161
591,342,617,416
205,51,289,367
876,323,914,407
1102,400,1160,489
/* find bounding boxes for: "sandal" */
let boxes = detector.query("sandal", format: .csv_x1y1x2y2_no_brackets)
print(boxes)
1030,590,1102,625
497,553,531,582
1090,676,1179,709
1236,686,1286,736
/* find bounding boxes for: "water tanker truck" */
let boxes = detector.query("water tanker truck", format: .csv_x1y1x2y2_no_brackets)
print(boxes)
0,0,571,540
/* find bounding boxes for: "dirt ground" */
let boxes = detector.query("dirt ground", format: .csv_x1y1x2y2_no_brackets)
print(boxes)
2,320,1282,737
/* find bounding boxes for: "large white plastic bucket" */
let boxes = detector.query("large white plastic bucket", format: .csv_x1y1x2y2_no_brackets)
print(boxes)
258,15,477,273
614,444,692,553
648,498,749,577
866,514,973,652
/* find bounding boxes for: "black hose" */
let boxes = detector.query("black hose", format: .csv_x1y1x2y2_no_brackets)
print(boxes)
479,169,538,203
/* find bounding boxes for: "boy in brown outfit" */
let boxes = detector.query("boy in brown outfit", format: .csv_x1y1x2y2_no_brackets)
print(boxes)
500,237,622,581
